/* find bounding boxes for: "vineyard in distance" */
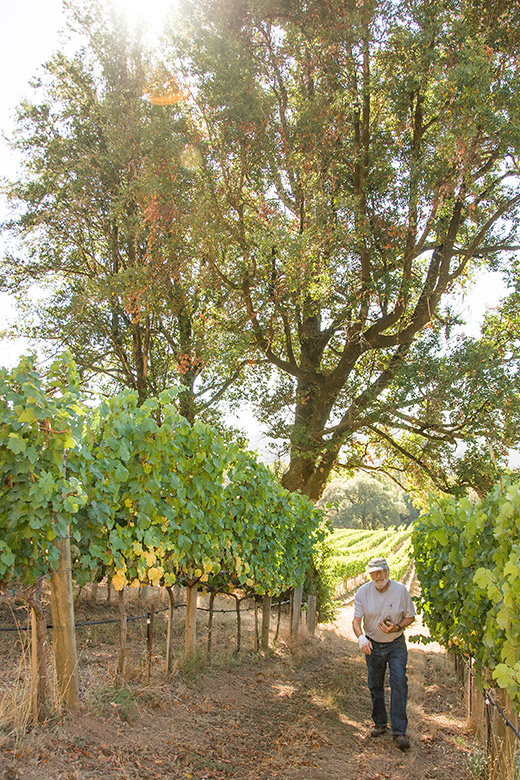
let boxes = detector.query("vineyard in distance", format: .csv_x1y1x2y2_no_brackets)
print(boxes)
321,526,413,592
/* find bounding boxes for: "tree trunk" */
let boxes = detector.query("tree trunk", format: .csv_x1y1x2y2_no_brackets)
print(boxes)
177,289,198,424
132,317,149,405
281,417,342,501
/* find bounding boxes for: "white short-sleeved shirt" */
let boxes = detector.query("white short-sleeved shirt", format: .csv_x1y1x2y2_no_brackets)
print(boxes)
354,579,415,643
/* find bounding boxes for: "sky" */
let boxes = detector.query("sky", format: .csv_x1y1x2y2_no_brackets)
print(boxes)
0,0,181,368
0,0,63,366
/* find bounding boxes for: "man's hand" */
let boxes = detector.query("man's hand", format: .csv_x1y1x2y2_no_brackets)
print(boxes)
379,620,400,634
358,635,372,655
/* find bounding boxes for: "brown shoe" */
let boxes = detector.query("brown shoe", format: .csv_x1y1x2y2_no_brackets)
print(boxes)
370,725,387,737
394,734,410,750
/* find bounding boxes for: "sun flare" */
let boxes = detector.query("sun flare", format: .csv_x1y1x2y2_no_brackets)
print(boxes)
113,0,178,32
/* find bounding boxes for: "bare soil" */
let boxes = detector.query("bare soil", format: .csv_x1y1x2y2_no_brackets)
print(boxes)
0,584,479,780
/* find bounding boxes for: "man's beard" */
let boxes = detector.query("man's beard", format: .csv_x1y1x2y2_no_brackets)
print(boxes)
374,576,389,590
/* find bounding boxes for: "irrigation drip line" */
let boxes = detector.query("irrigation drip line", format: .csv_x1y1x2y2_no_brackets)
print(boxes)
482,687,520,742
0,598,292,633
460,653,520,742
0,607,168,632
197,599,291,613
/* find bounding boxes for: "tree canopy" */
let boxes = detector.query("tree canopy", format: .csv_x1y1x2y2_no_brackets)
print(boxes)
2,2,245,425
3,0,520,499
161,0,520,498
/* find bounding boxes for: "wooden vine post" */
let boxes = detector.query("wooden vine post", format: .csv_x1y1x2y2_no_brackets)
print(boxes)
253,600,259,651
49,532,79,710
27,584,49,723
116,588,127,681
234,594,242,653
146,605,155,683
291,585,303,635
30,606,42,722
89,581,98,604
261,596,271,650
207,590,216,658
307,594,317,636
489,690,516,780
468,666,482,739
185,581,198,659
165,586,175,674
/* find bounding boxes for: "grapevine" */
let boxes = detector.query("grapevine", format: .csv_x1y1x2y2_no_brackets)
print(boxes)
1,357,325,604
0,354,87,585
412,481,520,705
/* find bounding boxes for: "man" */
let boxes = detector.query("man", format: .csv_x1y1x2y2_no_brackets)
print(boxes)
352,557,415,751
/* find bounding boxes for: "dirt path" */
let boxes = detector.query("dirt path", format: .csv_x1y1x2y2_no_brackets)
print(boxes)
0,597,477,780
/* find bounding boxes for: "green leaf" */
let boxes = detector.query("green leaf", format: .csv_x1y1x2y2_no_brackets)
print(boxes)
17,409,38,424
115,463,130,482
7,434,27,455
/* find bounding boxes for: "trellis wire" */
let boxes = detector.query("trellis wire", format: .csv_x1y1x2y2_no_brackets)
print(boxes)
0,597,292,632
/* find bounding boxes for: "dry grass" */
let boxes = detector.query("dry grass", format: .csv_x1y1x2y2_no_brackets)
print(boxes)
0,616,63,747
0,651,34,745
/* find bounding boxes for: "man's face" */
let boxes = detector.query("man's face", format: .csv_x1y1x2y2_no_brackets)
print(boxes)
370,569,389,590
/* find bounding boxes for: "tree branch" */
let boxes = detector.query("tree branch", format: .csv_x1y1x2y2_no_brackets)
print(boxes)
197,362,247,410
448,194,520,281
367,424,453,492
241,274,322,383
318,344,411,440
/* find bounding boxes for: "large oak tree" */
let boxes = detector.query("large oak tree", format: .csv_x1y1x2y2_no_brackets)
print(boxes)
163,0,520,498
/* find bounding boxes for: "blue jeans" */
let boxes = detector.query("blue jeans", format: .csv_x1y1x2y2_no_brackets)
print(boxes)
365,634,408,735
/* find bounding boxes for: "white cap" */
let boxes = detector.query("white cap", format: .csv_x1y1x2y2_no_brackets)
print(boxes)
367,557,388,573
